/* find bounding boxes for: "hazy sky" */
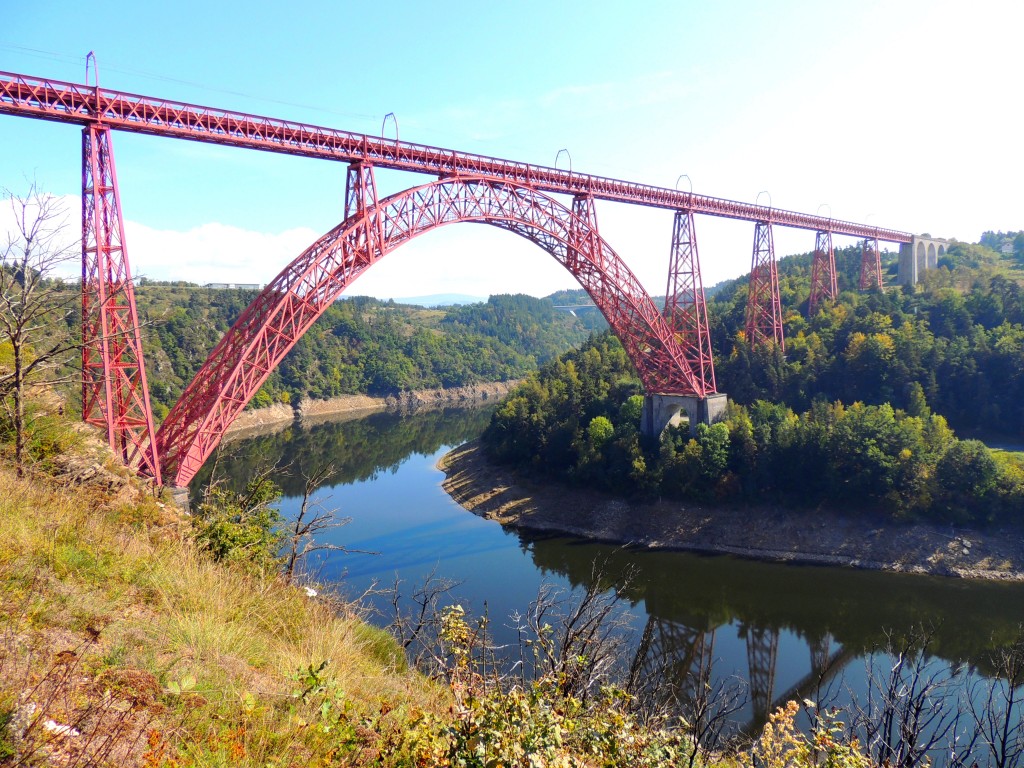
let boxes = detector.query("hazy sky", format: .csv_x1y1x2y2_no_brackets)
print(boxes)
1,0,1020,299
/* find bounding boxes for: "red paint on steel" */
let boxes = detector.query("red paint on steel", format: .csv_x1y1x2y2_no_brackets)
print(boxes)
0,70,911,243
808,230,837,316
859,237,882,290
744,222,785,351
663,210,716,393
80,125,162,482
156,174,704,486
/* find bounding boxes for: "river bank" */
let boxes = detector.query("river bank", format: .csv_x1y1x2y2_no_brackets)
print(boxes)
225,381,519,439
439,440,1024,581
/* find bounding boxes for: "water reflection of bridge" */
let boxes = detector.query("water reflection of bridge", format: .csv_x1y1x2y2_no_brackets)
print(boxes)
627,616,855,732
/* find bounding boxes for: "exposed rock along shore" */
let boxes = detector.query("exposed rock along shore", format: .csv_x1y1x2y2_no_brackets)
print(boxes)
439,440,1024,582
224,381,519,438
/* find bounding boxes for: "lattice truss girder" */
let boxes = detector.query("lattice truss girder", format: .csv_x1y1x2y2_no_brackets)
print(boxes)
859,237,882,290
0,71,913,244
663,210,716,393
156,171,704,486
80,125,161,482
744,221,785,351
808,229,837,316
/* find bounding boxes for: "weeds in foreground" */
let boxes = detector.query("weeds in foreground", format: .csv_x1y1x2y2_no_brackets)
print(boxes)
4,406,1024,766
0,615,157,767
744,700,870,768
0,457,443,767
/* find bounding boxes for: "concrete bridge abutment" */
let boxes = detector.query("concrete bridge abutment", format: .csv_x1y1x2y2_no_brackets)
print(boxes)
898,235,954,286
640,393,729,439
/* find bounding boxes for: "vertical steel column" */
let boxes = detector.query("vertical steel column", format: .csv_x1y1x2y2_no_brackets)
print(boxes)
664,209,715,393
808,229,837,316
344,162,383,260
81,125,161,482
568,193,602,301
569,194,600,261
744,221,785,351
859,237,882,290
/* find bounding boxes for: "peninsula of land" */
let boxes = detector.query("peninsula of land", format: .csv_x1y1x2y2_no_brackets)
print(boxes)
440,440,1024,581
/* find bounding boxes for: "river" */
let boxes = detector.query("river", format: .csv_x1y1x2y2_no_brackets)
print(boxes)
192,406,1024,758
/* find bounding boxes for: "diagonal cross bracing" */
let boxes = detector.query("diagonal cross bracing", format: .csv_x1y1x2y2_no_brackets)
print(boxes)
808,229,837,316
859,237,882,290
745,221,785,350
80,125,162,482
663,210,716,393
156,175,703,486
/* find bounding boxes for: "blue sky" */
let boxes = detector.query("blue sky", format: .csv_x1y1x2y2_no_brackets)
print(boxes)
1,0,1020,298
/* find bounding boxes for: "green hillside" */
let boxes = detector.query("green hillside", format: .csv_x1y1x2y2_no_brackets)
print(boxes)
132,287,594,419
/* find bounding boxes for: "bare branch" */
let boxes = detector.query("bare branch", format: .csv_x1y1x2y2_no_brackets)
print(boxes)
282,462,378,584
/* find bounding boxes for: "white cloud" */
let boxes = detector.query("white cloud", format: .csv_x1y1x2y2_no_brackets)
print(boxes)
123,217,580,299
124,220,320,286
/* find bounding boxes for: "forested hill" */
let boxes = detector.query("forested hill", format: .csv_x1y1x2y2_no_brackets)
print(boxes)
708,238,1024,435
482,233,1024,519
133,286,594,419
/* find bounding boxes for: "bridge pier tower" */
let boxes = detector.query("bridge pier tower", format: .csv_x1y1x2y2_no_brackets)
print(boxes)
640,393,729,438
808,230,837,315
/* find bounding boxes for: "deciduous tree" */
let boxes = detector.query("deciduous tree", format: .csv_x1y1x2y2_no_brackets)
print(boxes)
0,186,78,475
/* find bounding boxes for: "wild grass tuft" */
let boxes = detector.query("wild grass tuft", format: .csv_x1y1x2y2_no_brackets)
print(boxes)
0,451,446,766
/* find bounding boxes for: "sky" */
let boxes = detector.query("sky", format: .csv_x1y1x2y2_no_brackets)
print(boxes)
1,0,1021,300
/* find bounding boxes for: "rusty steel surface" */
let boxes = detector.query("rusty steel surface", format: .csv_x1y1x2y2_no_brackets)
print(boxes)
663,209,716,393
80,125,161,482
744,221,785,351
156,173,706,486
0,70,911,243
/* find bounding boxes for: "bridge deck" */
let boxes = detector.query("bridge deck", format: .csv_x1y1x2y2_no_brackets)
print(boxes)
0,70,911,243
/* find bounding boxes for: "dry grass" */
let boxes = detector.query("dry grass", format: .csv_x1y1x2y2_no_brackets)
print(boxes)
0,452,447,766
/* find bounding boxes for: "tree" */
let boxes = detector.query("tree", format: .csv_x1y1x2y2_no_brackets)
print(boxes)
586,415,614,449
282,463,376,584
935,439,1000,524
0,187,78,476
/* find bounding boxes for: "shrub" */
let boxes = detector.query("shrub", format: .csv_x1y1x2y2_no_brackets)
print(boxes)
191,473,284,571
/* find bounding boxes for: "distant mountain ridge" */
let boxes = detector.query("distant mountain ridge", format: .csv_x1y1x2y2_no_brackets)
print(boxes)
391,293,487,307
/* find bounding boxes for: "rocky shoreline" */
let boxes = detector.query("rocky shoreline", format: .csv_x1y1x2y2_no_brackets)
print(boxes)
224,381,519,438
439,440,1024,581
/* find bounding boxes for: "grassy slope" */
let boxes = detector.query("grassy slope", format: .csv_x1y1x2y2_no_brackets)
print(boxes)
0,399,870,767
0,449,446,766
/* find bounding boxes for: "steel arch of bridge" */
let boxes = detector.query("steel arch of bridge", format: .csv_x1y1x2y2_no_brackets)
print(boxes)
156,172,704,487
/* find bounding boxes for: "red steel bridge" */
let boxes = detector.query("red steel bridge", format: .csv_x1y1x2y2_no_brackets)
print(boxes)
0,67,913,488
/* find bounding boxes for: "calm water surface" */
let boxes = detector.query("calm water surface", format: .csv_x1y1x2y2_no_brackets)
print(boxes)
194,406,1024,745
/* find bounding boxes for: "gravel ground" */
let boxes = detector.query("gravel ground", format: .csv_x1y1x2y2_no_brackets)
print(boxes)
439,440,1024,581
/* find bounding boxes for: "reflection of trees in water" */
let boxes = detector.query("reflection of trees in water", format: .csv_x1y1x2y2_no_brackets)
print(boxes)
519,529,1024,678
190,406,495,497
